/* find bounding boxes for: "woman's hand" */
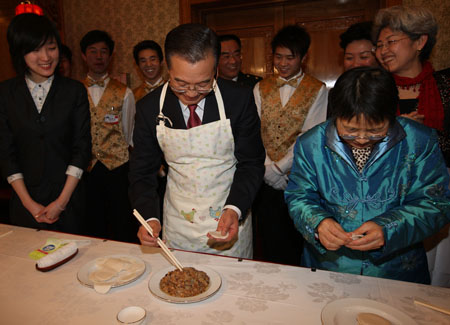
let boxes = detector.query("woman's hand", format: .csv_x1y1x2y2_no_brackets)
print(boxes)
401,111,424,124
345,221,384,251
26,200,47,223
137,220,162,246
38,200,65,224
317,218,352,251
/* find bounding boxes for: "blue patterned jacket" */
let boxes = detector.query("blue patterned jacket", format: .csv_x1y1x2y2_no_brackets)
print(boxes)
285,117,450,284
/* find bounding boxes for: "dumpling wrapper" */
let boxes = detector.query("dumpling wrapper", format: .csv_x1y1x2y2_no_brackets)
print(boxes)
89,267,117,283
357,312,392,325
89,256,145,286
208,230,229,240
93,283,112,294
102,257,129,272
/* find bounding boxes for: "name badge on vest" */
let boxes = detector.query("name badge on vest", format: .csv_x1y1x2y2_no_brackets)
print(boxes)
104,107,120,124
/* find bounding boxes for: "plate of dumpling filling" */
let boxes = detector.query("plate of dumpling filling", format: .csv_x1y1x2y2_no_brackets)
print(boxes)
148,265,221,303
321,298,418,325
77,255,146,289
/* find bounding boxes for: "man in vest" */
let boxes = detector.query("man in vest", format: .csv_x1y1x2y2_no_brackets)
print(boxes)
132,40,165,102
130,24,265,258
80,30,138,242
253,25,328,265
218,34,262,89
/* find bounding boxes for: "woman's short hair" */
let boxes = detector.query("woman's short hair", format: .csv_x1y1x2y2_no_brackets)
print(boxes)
328,67,398,125
164,23,220,70
7,13,61,76
339,21,374,50
271,25,310,59
373,6,437,62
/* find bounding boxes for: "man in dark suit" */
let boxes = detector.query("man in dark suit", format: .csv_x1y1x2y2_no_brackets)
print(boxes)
218,34,262,89
129,24,265,258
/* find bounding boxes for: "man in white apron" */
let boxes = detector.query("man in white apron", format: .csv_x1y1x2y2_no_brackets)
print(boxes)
129,24,265,259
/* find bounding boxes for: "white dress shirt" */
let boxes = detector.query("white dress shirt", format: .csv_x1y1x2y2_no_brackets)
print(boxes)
7,76,83,184
87,74,136,146
179,98,206,124
253,70,328,174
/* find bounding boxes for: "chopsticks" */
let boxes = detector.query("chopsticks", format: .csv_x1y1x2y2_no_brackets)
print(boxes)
133,209,184,272
414,298,450,316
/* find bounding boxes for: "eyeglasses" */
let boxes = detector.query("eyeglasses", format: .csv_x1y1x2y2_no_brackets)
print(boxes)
375,37,409,51
169,80,215,94
340,134,386,141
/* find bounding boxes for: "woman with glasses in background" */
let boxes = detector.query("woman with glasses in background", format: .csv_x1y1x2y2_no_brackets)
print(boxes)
374,6,450,287
373,6,450,163
285,67,450,284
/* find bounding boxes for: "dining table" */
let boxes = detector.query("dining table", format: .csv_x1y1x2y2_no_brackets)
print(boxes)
1,223,449,325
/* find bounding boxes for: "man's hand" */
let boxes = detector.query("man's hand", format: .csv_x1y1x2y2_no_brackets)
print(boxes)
346,221,384,251
137,220,162,246
317,218,352,251
207,208,239,242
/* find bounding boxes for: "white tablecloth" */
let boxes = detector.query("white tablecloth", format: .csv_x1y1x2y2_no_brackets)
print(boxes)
1,224,449,325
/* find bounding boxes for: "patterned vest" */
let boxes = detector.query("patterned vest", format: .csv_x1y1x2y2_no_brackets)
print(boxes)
259,74,323,161
83,78,129,171
133,78,165,102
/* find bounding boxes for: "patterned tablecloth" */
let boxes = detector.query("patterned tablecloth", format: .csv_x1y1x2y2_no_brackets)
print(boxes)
0,224,449,325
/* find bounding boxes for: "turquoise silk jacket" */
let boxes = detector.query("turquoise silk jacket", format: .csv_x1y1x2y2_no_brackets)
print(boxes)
285,117,450,284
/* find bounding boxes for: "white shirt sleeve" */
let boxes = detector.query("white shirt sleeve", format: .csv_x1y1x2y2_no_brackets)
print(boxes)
122,88,136,147
300,85,328,134
66,165,83,179
7,173,23,184
223,204,242,219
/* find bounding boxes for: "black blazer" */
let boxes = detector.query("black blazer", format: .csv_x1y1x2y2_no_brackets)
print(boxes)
0,75,91,187
236,71,262,89
129,78,265,220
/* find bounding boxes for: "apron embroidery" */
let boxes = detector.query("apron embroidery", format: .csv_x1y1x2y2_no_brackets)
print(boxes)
180,209,196,223
209,206,221,221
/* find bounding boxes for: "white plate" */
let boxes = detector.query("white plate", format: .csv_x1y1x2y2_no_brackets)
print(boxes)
321,298,417,325
77,254,146,288
148,265,221,303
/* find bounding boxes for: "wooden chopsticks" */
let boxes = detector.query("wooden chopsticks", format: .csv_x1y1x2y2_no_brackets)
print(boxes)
133,209,184,271
414,298,450,316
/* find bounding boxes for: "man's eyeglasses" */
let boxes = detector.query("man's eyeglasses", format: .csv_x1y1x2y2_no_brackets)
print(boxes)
374,37,409,51
169,80,215,94
340,134,386,141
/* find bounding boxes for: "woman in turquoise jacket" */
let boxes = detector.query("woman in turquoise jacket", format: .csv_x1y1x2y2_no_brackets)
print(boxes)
285,67,450,284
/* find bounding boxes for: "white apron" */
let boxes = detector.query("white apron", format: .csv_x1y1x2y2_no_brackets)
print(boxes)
156,82,252,258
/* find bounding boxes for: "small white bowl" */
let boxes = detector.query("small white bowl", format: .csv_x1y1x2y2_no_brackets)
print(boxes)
117,306,146,324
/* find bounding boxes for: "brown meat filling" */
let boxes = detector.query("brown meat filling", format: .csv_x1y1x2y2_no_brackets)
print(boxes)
160,267,210,297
